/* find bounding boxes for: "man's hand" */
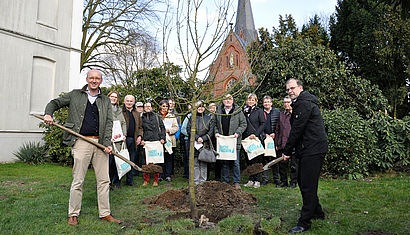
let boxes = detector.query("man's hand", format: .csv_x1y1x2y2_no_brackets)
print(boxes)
282,153,291,161
234,133,239,138
141,141,145,146
197,137,203,143
215,133,221,138
44,114,53,125
104,146,112,154
160,139,165,144
136,136,142,145
249,134,256,139
270,133,275,139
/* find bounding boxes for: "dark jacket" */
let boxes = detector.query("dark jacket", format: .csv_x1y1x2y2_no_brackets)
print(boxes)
141,112,166,141
242,105,266,140
44,85,113,147
275,110,291,150
214,103,247,148
264,108,280,135
283,91,328,157
187,112,214,148
122,105,143,144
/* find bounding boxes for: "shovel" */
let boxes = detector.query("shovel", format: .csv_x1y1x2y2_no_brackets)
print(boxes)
32,114,145,172
241,156,284,176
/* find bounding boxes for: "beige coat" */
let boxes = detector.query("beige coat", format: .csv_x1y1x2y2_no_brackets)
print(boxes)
161,112,179,147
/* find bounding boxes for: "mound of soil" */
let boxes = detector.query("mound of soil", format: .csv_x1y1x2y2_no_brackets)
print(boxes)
145,181,257,222
142,163,163,173
241,163,264,176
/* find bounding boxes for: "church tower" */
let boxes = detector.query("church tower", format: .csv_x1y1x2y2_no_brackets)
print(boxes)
208,0,258,96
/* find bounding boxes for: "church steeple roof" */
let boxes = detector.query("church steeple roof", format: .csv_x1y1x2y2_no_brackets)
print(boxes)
234,0,258,46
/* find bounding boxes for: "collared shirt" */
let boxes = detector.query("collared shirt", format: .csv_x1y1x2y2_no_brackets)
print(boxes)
224,107,232,114
86,87,100,104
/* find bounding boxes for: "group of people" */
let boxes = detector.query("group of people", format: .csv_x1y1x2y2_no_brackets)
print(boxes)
44,69,328,233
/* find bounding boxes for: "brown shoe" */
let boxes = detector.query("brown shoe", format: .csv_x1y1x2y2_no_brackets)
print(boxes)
100,214,121,224
68,216,78,226
152,181,158,187
143,181,149,186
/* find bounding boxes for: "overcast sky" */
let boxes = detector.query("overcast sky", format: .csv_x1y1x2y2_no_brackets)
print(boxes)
250,0,338,31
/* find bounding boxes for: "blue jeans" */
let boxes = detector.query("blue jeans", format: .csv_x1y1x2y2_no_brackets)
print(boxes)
125,137,136,185
221,148,241,184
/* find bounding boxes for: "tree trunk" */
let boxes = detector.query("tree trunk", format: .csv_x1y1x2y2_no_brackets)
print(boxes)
188,109,198,220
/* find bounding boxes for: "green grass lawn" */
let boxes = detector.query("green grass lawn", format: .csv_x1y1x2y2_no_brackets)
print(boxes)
0,162,408,235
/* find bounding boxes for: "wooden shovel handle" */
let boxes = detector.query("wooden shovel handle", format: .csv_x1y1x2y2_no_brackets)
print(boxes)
32,114,144,172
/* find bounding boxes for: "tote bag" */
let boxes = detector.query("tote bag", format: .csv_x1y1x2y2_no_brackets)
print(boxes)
164,133,173,154
113,142,131,179
111,120,124,142
144,141,165,164
241,136,265,160
264,136,277,157
216,135,237,160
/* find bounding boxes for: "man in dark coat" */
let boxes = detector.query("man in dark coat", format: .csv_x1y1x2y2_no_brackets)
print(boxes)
282,78,328,233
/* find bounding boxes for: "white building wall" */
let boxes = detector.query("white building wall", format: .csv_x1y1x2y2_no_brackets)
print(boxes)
0,0,82,162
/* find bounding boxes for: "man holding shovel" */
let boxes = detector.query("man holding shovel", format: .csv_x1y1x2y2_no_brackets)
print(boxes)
282,78,328,233
43,69,121,226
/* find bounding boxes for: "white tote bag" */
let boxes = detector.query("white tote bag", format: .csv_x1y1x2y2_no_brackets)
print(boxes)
216,135,237,160
113,142,131,179
144,141,164,164
164,133,173,154
241,136,265,160
111,120,124,142
264,136,277,157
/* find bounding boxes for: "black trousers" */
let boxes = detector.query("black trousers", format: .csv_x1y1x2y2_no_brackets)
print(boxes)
297,153,325,229
277,149,298,185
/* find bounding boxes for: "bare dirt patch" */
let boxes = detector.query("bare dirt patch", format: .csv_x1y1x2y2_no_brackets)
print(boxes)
144,181,257,222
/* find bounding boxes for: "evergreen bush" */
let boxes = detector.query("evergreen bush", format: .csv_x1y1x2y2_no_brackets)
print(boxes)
39,106,73,166
13,141,49,164
322,108,378,179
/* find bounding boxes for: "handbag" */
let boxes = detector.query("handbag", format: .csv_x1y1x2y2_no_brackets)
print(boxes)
198,134,219,163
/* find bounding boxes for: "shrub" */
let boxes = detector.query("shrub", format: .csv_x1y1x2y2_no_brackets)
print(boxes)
322,108,379,179
368,111,410,171
39,106,72,166
13,142,49,164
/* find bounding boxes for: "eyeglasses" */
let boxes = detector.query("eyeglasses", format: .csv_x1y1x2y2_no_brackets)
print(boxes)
162,105,168,107
286,86,298,92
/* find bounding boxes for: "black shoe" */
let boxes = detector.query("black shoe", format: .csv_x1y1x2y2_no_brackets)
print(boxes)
289,183,297,188
261,181,269,186
276,182,288,188
288,226,307,233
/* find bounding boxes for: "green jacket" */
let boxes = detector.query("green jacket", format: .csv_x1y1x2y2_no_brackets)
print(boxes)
214,103,247,148
44,85,113,147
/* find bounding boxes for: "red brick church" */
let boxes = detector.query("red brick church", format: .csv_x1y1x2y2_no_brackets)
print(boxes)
208,0,258,96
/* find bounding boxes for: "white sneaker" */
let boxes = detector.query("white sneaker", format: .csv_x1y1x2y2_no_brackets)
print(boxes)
244,181,254,187
253,181,261,188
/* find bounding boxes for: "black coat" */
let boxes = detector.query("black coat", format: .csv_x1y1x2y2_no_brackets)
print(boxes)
242,106,266,140
187,112,214,147
283,91,328,158
141,112,166,142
